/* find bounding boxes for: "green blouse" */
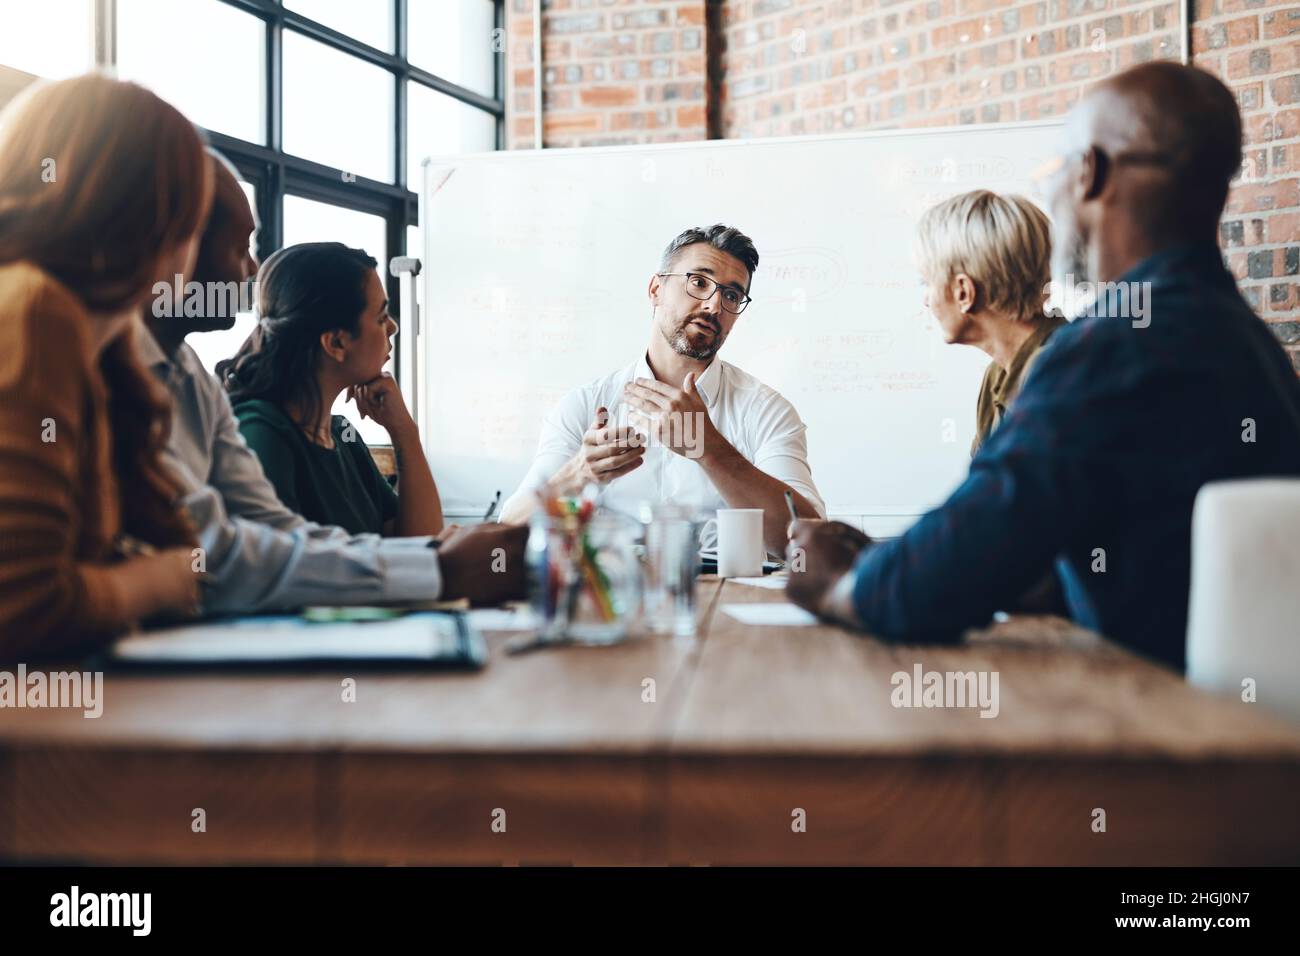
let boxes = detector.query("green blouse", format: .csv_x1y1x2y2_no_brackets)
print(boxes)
233,398,398,535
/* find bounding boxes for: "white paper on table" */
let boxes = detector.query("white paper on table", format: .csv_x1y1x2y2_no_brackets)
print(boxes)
721,603,819,626
729,576,788,590
467,607,535,631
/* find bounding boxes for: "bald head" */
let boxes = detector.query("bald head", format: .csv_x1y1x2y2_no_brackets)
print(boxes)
143,149,259,353
198,150,257,272
187,149,258,330
1070,62,1241,231
1046,63,1242,287
207,152,251,236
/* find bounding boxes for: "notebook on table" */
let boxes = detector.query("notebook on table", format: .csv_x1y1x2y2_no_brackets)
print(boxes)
101,610,487,671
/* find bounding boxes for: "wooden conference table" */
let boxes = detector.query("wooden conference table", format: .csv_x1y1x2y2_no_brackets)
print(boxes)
2,577,1298,865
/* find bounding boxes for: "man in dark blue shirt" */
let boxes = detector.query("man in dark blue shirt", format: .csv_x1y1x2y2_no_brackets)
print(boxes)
787,62,1300,672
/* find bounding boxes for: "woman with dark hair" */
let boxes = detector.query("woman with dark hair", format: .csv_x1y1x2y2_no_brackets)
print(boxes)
218,242,444,537
0,74,211,661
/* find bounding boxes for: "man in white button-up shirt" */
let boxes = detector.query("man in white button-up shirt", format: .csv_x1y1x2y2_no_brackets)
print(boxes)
501,225,825,552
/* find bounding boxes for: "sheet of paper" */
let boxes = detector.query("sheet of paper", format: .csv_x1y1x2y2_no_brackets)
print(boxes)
467,607,535,631
730,576,789,590
720,603,819,626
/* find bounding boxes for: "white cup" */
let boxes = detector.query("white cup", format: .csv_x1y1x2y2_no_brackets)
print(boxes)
716,508,764,577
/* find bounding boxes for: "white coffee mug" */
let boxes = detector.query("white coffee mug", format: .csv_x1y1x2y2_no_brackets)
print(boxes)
716,508,764,577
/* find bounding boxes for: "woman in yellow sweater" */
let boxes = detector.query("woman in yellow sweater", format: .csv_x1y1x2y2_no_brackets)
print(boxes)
0,74,213,661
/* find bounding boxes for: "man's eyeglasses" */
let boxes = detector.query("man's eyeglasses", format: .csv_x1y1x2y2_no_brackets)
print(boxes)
659,272,752,314
1030,148,1178,200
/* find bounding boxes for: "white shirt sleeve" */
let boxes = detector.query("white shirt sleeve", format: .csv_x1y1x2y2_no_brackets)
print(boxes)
747,390,828,519
183,482,441,613
501,384,593,517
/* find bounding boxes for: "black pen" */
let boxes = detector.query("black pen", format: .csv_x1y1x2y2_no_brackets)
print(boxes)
482,490,501,522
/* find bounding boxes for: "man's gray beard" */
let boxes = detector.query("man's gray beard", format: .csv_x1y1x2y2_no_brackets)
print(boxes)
663,319,722,361
1052,220,1092,290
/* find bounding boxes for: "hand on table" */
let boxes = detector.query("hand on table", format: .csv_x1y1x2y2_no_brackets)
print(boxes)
785,519,873,618
437,522,529,606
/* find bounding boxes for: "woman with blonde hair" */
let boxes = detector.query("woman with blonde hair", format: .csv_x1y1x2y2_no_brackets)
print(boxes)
915,189,1066,455
0,74,212,660
914,188,1067,613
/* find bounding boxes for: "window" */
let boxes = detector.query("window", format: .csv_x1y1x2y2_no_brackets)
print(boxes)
408,0,497,99
283,32,394,181
285,0,393,53
3,0,506,444
117,0,265,145
283,196,388,262
107,0,506,446
0,0,94,80
406,80,496,186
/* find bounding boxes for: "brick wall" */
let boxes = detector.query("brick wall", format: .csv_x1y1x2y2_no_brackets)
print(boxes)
506,0,1300,357
1193,0,1300,338
506,0,710,147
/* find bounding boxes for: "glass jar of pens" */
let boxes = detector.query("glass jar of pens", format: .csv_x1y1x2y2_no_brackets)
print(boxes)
526,490,641,645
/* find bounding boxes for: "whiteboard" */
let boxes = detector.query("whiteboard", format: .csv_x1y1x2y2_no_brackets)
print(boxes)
419,121,1063,528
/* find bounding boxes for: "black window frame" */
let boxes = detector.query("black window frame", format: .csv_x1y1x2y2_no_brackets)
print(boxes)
103,0,505,376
